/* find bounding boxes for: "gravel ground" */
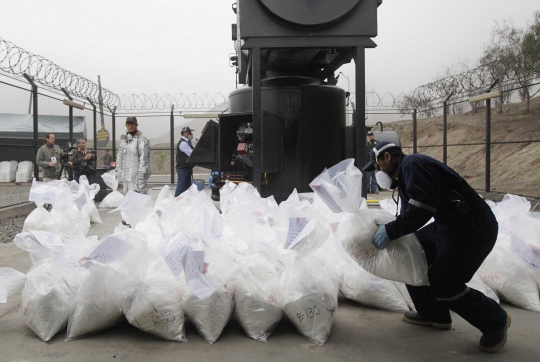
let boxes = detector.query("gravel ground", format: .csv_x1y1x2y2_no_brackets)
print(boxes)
0,215,25,243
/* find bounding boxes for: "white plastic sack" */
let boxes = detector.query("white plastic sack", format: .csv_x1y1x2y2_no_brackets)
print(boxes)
23,207,58,233
0,267,26,303
340,263,410,312
21,262,70,341
478,231,540,312
230,254,283,342
113,191,153,228
123,259,187,342
309,159,363,214
153,185,174,213
16,161,33,182
66,230,150,340
99,191,124,208
281,253,338,346
335,210,429,286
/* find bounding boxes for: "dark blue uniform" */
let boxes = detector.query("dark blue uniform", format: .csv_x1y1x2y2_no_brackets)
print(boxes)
385,154,507,334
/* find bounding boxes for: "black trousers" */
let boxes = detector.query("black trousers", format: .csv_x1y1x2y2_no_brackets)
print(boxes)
406,210,507,333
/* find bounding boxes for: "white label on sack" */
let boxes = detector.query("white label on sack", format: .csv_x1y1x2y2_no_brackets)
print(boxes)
210,214,224,239
87,236,129,264
183,250,216,299
74,192,88,212
285,218,315,250
28,190,55,204
158,233,193,276
509,233,540,273
28,229,63,249
111,190,151,212
310,183,343,213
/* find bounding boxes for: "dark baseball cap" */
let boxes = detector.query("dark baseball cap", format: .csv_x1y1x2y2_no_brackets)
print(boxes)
126,117,138,124
362,141,401,172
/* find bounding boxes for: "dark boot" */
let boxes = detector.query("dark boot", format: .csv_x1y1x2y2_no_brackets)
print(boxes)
480,314,511,352
444,289,509,351
402,311,452,330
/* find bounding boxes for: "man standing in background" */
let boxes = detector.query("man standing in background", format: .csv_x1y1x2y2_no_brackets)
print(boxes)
102,150,113,167
117,117,151,194
366,131,379,194
175,126,195,197
36,133,62,181
68,139,96,183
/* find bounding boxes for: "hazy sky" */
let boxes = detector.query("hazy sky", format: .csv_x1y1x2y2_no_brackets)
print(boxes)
1,0,539,104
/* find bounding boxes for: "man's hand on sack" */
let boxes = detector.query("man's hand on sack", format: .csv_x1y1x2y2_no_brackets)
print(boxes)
373,224,392,250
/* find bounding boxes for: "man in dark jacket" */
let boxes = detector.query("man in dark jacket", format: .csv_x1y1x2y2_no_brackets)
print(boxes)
362,141,510,352
365,131,379,193
175,126,195,197
68,139,96,183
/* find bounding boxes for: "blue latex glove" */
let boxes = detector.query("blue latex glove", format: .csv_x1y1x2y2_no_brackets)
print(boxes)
373,224,392,250
137,173,146,180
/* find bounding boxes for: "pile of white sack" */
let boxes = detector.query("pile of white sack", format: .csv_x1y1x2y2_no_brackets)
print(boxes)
1,158,537,346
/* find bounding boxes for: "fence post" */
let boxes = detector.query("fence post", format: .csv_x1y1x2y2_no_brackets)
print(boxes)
442,92,454,165
23,74,40,180
110,107,117,161
86,98,97,149
61,88,74,146
412,108,417,154
485,98,491,192
170,105,175,185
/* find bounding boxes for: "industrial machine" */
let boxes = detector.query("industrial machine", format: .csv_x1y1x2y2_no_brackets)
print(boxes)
188,0,387,202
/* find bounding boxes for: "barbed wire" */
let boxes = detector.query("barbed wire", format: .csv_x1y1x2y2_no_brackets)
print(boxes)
0,37,120,107
118,93,229,111
412,43,540,103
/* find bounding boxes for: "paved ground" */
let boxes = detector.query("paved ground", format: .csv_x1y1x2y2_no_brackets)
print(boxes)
1,187,539,362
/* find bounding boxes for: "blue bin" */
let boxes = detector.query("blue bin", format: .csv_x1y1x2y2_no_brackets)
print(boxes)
191,179,205,191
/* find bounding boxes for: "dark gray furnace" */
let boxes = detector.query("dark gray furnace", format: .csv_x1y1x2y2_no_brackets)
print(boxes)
188,0,383,202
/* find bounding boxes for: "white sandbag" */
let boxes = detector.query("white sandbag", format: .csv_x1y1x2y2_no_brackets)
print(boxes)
309,158,363,214
393,282,416,311
101,169,119,191
0,267,26,303
16,161,33,182
123,259,186,342
182,285,233,344
340,263,410,312
23,207,58,233
478,232,540,312
21,263,70,342
66,230,150,340
467,273,499,304
281,253,338,346
153,185,174,213
230,254,283,342
115,191,154,228
0,161,12,182
99,190,124,208
335,210,429,286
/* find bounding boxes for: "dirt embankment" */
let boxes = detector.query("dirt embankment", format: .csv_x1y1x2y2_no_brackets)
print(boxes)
383,97,540,197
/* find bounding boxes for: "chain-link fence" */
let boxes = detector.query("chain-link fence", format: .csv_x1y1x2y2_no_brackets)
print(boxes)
378,82,540,198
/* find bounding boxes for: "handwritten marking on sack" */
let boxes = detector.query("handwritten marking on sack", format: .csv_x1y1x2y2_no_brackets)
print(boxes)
28,190,55,204
28,229,63,249
353,246,378,261
74,192,88,212
296,306,321,323
158,233,193,276
183,251,216,299
87,236,128,264
508,232,540,272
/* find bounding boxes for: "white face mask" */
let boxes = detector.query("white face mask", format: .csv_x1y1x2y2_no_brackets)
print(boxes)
188,134,193,141
376,171,393,190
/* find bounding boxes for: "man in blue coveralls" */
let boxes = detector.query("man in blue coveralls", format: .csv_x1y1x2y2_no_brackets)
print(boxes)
362,141,510,352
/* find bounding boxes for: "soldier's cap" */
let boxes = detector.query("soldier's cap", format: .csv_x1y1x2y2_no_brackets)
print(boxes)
362,141,401,172
181,126,194,133
126,117,138,124
367,131,374,136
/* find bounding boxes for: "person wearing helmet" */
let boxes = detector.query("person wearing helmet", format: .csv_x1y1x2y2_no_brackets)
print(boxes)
175,126,195,197
117,117,151,194
362,141,509,353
